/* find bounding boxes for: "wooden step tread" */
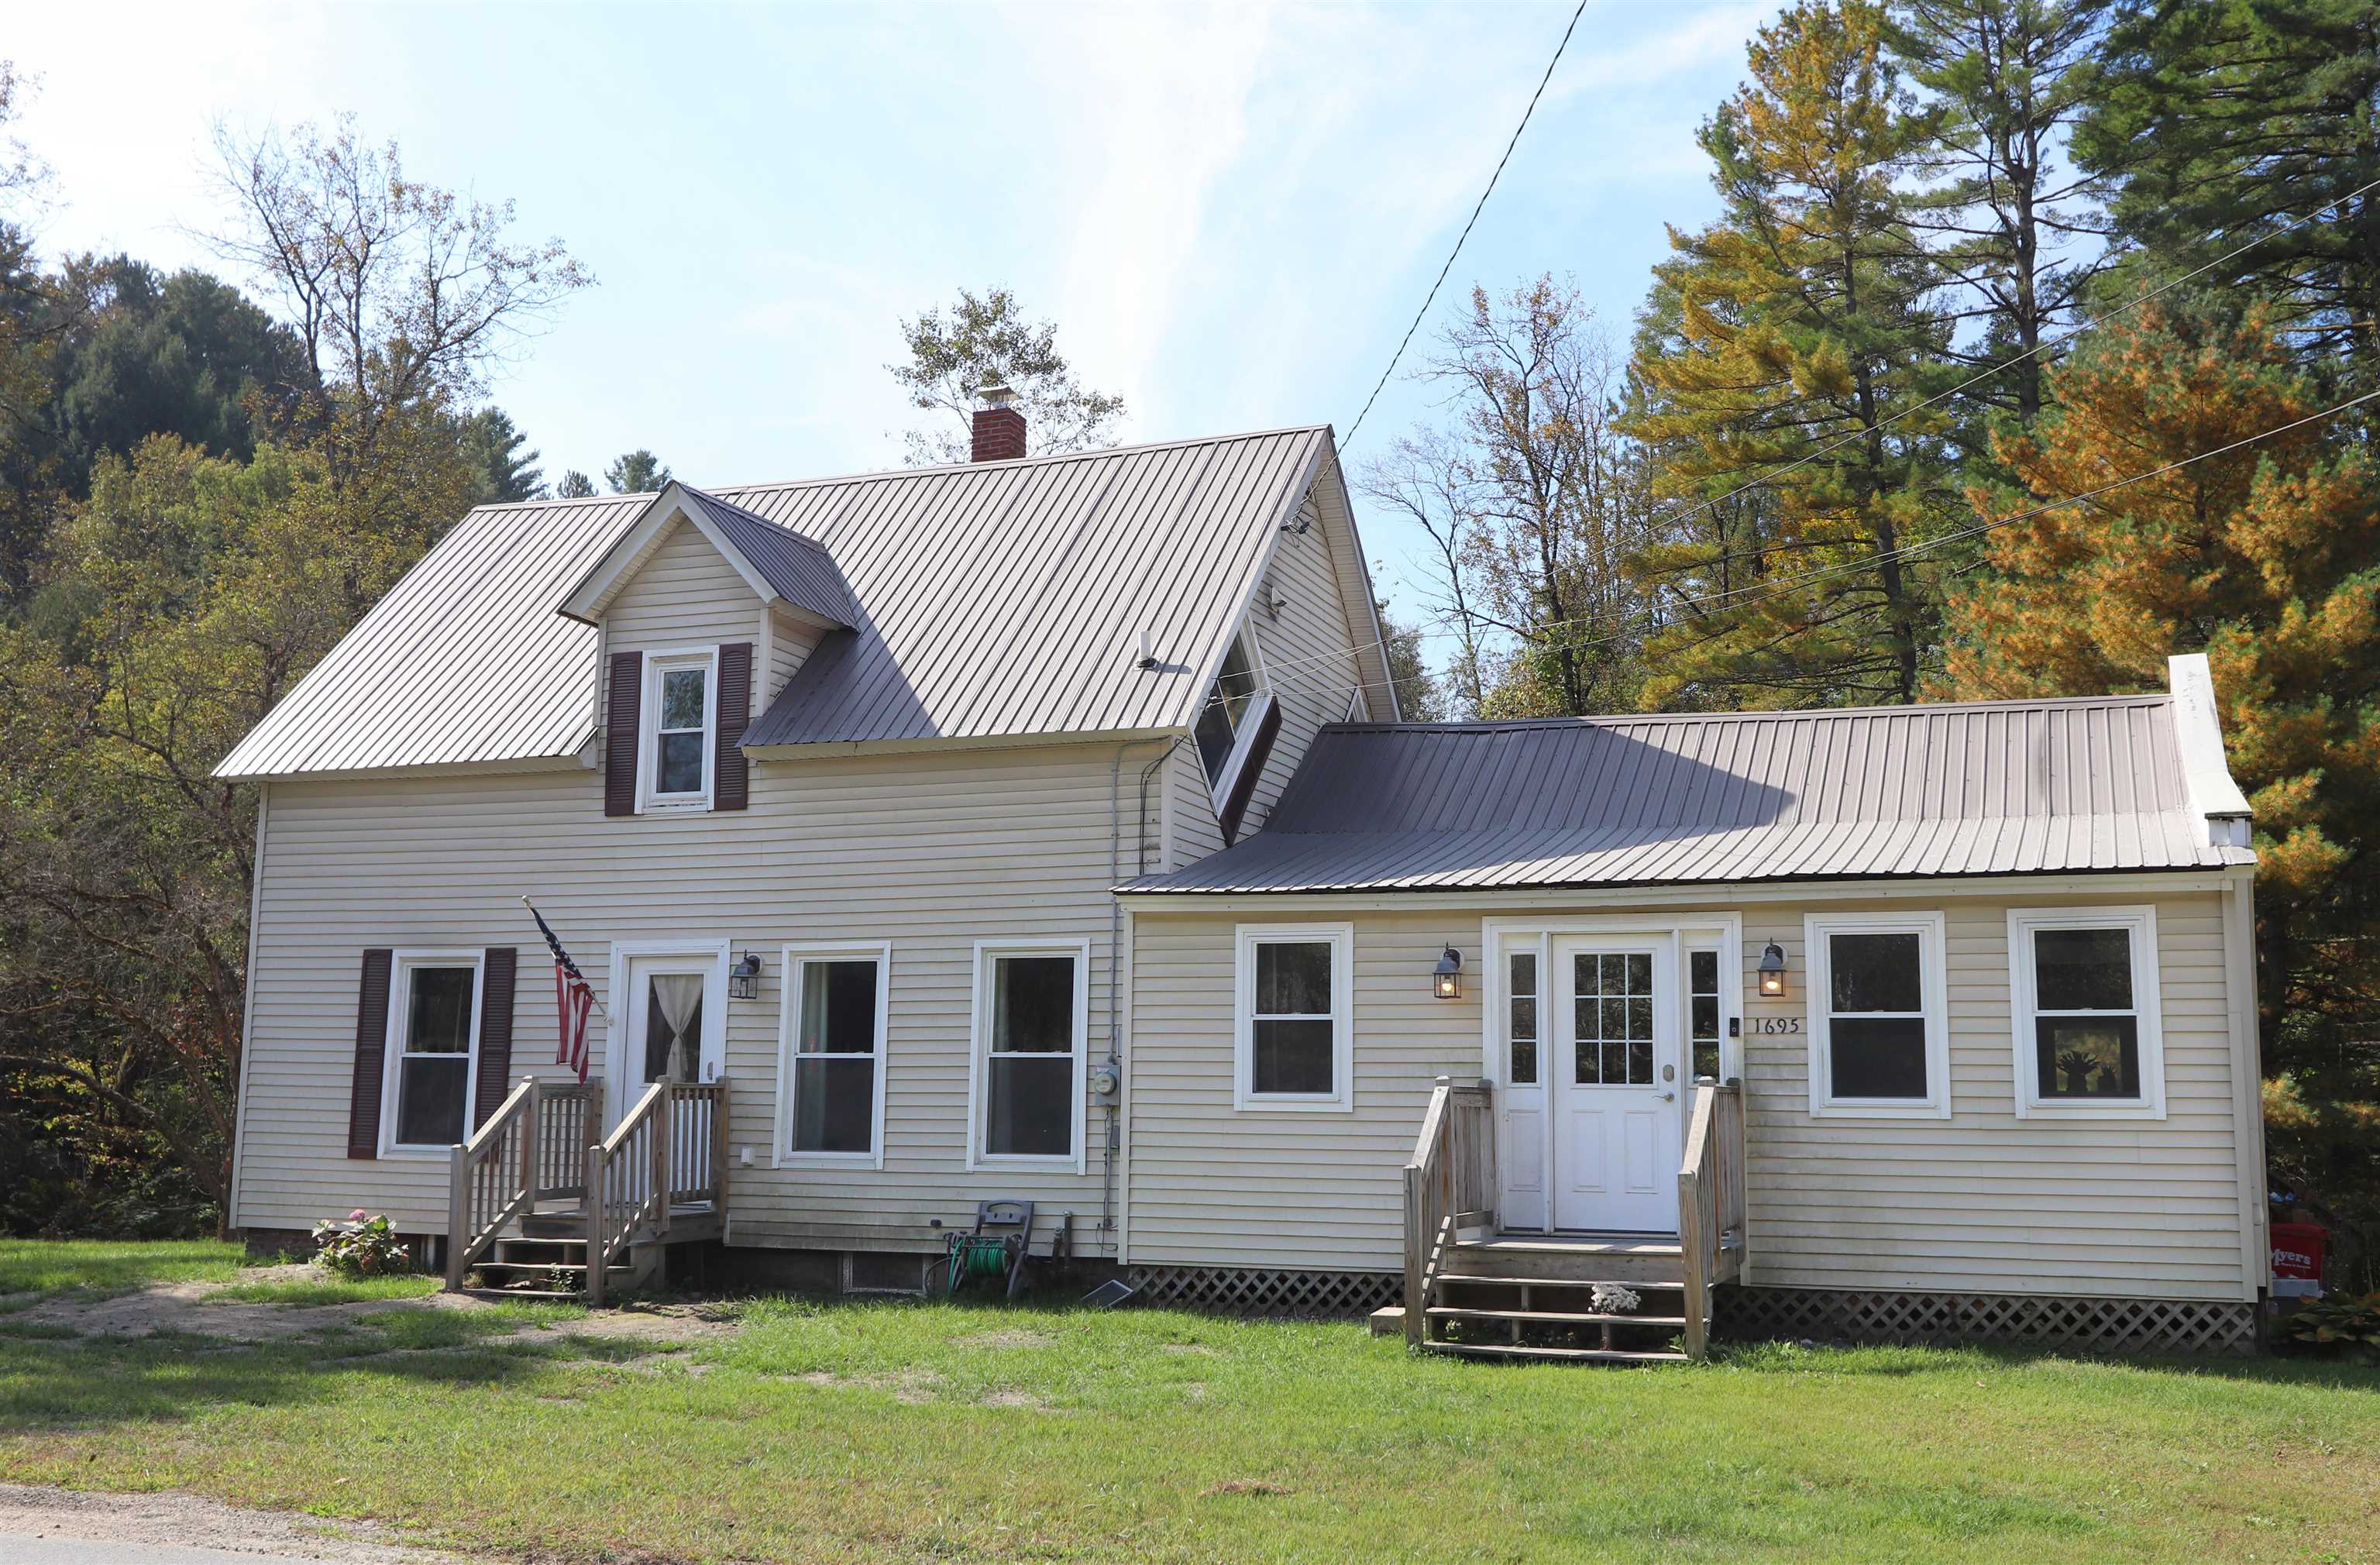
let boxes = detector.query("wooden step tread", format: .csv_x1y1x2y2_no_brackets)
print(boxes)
1436,1274,1684,1290
460,1287,588,1302
1423,1342,1690,1364
1458,1237,1683,1256
1426,1306,1688,1327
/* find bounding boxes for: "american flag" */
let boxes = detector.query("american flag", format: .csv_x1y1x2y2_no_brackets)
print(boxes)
524,899,597,1083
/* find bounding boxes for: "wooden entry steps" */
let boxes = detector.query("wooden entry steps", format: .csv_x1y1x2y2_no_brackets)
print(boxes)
1415,1233,1694,1364
459,1204,721,1302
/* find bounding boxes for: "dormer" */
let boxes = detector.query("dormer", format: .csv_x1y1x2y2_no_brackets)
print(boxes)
557,483,855,818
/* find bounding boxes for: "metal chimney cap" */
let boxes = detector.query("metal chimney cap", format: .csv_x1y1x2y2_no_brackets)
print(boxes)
978,383,1018,409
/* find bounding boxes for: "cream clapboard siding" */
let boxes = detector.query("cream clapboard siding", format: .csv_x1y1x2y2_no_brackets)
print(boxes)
600,518,767,724
1243,497,1362,834
1125,889,2251,1300
762,607,816,707
233,741,1159,1250
1166,746,1224,870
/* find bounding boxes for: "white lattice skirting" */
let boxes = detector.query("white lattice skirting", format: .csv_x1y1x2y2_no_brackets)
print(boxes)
1125,1266,1402,1318
1717,1286,2259,1355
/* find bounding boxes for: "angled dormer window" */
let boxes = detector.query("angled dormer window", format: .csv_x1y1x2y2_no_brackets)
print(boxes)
1195,635,1261,786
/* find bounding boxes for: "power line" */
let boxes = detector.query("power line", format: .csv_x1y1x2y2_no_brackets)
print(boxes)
1339,0,1588,452
1214,382,2380,711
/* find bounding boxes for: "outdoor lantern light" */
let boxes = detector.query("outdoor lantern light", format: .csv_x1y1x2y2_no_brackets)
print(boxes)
729,951,762,1000
1757,941,1788,998
1432,945,1463,999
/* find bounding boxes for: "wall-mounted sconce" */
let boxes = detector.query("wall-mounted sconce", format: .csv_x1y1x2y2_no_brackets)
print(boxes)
728,951,762,1000
1432,945,1463,1000
1757,941,1787,999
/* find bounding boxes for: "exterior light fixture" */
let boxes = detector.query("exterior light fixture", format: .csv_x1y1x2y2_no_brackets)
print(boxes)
1432,945,1463,1000
1757,941,1787,999
729,951,762,1000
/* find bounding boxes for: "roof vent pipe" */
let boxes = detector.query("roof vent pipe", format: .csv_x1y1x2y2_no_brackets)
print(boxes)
971,384,1027,463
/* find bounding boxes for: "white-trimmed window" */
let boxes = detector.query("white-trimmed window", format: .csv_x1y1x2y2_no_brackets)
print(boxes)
384,951,483,1153
1505,947,1539,1087
1233,923,1354,1112
2008,906,2165,1120
970,941,1087,1168
776,944,891,1165
1805,912,1949,1118
1194,631,1276,805
641,648,715,810
1688,945,1725,1083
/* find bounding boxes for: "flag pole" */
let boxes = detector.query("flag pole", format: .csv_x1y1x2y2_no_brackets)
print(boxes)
521,895,610,1019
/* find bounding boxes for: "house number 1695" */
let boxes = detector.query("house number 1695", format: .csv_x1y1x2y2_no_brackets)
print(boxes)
1746,1016,1802,1035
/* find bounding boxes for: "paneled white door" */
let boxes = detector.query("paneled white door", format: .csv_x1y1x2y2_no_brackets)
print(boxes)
1551,938,1680,1233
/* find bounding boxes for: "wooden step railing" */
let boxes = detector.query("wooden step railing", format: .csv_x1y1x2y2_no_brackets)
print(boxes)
445,1078,604,1289
585,1078,727,1306
1401,1075,1495,1347
1677,1076,1746,1361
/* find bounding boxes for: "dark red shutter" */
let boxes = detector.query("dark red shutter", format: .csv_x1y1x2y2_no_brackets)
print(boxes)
1219,699,1284,845
715,641,752,811
473,948,518,1128
346,948,394,1159
605,650,641,817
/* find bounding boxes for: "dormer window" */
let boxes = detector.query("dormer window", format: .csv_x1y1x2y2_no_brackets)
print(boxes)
1195,635,1261,786
641,649,716,810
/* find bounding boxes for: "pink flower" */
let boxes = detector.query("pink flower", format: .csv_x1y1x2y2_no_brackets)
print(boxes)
349,1209,369,1222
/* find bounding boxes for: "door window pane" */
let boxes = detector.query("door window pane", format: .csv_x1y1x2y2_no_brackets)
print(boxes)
642,975,703,1083
1689,948,1721,1082
1508,951,1538,1085
985,954,1077,1157
1573,951,1655,1086
393,964,476,1147
793,959,879,1155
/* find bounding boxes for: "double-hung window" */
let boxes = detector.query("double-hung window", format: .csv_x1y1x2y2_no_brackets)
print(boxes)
1806,912,1949,1118
1233,924,1354,1111
778,944,890,1164
386,953,483,1152
972,942,1086,1168
642,650,715,809
2008,906,2165,1119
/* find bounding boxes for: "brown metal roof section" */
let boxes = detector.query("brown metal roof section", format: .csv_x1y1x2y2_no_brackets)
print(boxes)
677,486,857,628
1123,696,2256,893
216,427,1348,777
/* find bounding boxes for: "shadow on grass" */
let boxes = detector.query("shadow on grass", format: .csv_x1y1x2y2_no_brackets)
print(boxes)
0,1301,589,1432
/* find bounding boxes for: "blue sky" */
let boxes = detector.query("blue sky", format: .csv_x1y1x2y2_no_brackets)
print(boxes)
9,1,1763,624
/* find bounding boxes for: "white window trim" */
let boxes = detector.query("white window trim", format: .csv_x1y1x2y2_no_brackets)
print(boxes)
966,938,1090,1173
2008,905,2166,1120
603,938,731,1127
773,941,892,1168
1233,922,1356,1113
380,948,486,1157
1805,910,1952,1120
637,645,717,813
1200,627,1274,811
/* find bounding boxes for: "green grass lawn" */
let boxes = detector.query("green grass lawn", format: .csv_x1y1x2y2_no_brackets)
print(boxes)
0,1238,245,1304
1,1240,2376,1563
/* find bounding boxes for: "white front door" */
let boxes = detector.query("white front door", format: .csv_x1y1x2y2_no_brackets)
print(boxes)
1551,937,1680,1232
610,950,725,1126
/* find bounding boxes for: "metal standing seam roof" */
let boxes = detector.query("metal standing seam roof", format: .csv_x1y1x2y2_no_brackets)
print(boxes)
676,486,858,628
1121,696,2258,893
215,427,1340,779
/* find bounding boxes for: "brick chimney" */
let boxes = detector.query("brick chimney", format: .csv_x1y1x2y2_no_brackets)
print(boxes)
970,384,1027,463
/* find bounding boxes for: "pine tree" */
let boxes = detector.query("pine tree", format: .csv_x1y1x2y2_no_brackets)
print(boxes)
1942,299,2380,1071
2075,0,2380,379
1888,0,2113,427
1626,0,1958,707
